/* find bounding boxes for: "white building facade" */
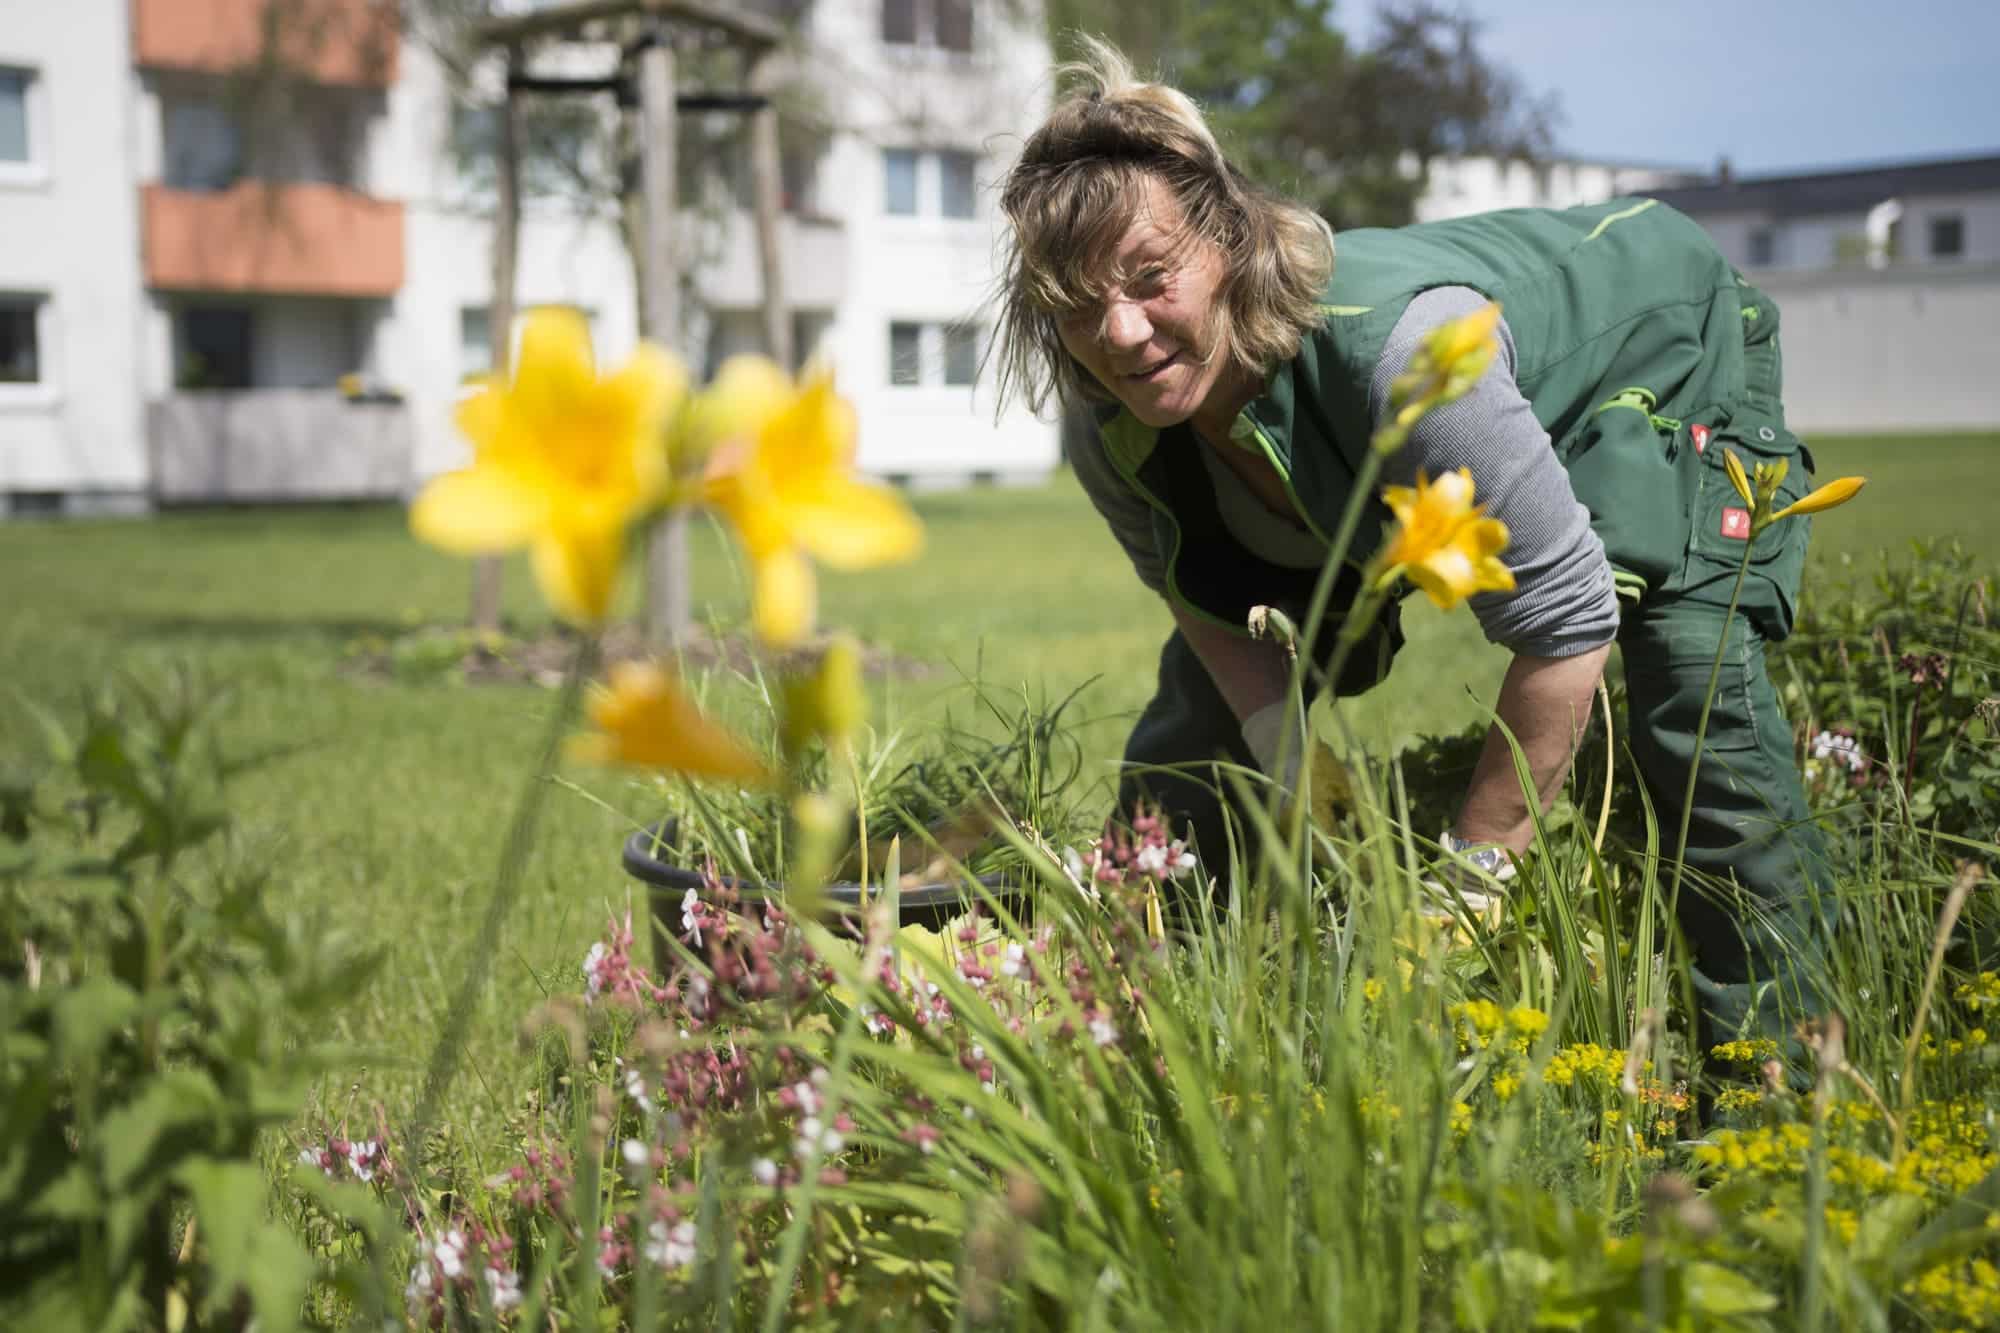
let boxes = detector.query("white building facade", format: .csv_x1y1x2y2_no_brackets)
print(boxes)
0,0,1058,518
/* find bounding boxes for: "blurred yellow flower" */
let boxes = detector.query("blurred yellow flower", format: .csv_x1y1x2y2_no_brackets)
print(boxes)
1772,475,1866,522
1385,301,1502,414
699,358,923,645
570,661,771,784
411,308,687,624
780,635,867,758
1375,468,1516,610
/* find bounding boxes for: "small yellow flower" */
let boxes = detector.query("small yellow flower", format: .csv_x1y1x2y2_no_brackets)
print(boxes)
699,359,924,645
1771,475,1866,521
411,308,687,624
1375,468,1516,610
1723,447,1754,508
1388,302,1502,412
570,661,772,784
779,635,867,758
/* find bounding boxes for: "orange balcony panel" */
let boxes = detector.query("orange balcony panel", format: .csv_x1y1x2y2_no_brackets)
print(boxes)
144,183,404,298
132,0,399,87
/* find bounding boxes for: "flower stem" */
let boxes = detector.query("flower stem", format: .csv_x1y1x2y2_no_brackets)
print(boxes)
406,633,599,1167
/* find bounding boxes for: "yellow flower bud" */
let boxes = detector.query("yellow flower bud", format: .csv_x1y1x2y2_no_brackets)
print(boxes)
1771,475,1866,521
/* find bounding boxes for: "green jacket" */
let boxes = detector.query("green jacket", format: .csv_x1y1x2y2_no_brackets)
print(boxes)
1095,197,1803,677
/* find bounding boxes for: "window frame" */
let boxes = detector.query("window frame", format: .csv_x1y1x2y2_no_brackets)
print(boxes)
0,292,57,407
938,149,978,220
1746,226,1777,269
0,64,48,188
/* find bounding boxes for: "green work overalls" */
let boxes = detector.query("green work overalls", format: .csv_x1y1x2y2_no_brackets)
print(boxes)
1103,198,1835,1049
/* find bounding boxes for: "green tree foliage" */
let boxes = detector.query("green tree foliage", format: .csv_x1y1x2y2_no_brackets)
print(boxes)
1041,0,1559,227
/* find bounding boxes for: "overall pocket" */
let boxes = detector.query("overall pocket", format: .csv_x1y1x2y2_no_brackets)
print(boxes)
1557,389,1699,602
1685,407,1816,639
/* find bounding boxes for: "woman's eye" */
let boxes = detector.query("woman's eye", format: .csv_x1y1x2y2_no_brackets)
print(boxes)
1131,267,1168,293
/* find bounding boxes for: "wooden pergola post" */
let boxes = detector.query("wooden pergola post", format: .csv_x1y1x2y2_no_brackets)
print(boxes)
636,32,691,645
748,51,791,370
470,44,524,635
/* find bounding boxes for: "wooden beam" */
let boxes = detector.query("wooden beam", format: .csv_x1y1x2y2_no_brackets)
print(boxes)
470,49,525,634
747,52,791,370
472,0,785,52
637,36,691,645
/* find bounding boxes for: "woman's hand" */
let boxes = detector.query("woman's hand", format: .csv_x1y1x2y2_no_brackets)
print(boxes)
1453,644,1613,854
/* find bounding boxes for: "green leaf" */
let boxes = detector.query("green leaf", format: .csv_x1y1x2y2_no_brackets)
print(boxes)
1850,1193,1925,1267
1684,1261,1778,1317
96,1068,223,1190
179,1159,315,1333
52,975,139,1068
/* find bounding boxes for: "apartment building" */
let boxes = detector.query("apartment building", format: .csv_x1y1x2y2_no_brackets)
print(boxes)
0,0,1058,517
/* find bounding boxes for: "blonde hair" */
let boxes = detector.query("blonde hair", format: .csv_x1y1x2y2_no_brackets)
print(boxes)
991,37,1334,415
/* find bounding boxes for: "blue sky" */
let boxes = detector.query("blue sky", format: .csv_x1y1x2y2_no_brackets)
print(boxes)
1335,1,1999,175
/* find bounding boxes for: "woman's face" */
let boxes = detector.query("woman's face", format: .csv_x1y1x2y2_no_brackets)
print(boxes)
1056,176,1231,429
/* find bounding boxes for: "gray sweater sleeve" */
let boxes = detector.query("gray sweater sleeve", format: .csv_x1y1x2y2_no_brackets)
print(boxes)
1372,287,1620,658
1063,399,1169,598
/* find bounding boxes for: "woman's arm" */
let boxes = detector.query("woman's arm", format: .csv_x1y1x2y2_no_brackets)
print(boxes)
1454,644,1612,853
1170,603,1291,725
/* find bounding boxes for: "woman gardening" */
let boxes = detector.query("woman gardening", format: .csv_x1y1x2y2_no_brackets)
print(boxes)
991,42,1855,1057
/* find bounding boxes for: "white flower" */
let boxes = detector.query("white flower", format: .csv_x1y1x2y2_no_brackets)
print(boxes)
582,942,607,999
751,1156,779,1186
622,1138,650,1168
1170,846,1197,877
1809,730,1866,773
791,1079,821,1116
484,1264,522,1312
404,1261,435,1312
345,1139,378,1183
1089,1014,1118,1047
793,1116,844,1161
860,1003,896,1037
999,942,1027,979
1135,843,1169,876
433,1230,467,1279
645,1218,698,1269
680,888,703,946
619,1060,655,1113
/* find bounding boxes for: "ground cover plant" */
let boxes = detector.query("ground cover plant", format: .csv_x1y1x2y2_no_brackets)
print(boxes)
2,297,1998,1331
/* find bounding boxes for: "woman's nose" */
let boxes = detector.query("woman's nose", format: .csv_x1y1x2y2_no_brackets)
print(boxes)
1101,298,1152,351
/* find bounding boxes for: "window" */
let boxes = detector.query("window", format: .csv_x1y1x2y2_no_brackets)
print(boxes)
164,99,243,192
883,148,919,215
0,297,41,383
944,323,981,386
1746,227,1775,268
460,307,491,378
889,321,923,386
881,0,918,44
883,0,973,51
0,69,29,165
177,307,255,390
1930,214,1965,260
889,319,982,388
935,0,973,52
939,150,977,219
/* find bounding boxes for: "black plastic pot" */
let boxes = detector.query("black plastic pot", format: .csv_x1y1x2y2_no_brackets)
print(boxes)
621,819,1025,968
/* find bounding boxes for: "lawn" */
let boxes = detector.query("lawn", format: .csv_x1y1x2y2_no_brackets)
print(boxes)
6,427,2000,1328
0,431,1990,1136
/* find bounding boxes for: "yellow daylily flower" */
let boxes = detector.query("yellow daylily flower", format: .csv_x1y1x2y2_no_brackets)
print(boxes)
780,635,867,758
1724,447,1754,507
570,661,772,785
699,358,924,645
1375,468,1516,610
1386,302,1503,413
1771,475,1866,521
411,307,687,625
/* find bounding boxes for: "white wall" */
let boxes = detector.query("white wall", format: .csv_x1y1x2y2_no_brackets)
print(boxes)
1760,264,2000,434
0,0,146,500
1414,155,1694,223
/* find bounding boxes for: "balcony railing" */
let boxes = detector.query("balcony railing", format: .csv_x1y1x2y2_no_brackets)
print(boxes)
143,182,403,297
148,390,413,503
132,0,399,87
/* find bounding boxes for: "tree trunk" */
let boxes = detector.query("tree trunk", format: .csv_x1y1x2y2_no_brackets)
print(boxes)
747,53,791,369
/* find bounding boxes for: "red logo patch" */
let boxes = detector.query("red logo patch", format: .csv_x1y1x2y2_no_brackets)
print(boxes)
1691,423,1710,454
1721,507,1752,540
